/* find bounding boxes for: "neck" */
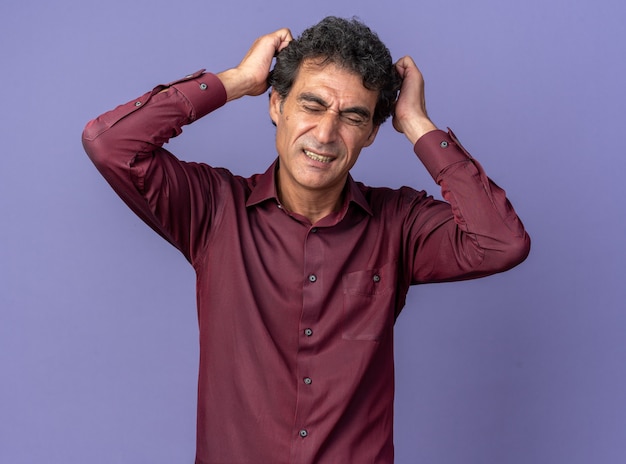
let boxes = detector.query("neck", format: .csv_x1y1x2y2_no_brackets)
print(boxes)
277,178,346,225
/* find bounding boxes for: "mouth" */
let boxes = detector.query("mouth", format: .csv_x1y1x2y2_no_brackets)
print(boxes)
304,149,334,163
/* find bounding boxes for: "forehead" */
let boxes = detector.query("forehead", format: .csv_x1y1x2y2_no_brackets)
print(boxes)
290,59,378,107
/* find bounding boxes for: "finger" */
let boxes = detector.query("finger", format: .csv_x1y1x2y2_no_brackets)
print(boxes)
269,28,293,54
277,29,293,52
394,56,414,78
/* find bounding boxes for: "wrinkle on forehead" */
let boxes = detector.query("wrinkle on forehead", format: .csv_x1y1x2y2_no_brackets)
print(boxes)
293,60,377,113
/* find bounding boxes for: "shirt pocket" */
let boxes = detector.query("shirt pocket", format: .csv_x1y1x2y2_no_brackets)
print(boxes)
342,262,396,342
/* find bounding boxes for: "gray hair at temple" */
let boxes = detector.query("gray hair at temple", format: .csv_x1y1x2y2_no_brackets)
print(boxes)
269,16,401,127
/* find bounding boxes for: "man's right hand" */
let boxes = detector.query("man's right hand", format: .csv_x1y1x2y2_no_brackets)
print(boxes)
217,28,293,102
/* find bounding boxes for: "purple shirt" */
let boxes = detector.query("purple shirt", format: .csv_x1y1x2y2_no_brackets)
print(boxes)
82,71,530,463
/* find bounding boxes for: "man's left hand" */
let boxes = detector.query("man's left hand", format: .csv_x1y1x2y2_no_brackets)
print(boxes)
392,56,438,145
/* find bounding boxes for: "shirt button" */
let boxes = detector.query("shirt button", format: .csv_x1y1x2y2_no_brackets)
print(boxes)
134,101,142,107
373,274,381,283
308,274,317,283
311,227,318,233
440,140,449,148
304,328,313,337
199,83,208,90
299,429,308,438
303,377,312,385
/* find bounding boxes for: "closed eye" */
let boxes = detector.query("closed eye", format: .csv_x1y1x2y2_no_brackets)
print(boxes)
298,93,327,111
340,113,368,126
302,103,325,113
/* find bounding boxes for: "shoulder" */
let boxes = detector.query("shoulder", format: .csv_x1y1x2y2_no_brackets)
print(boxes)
355,181,432,212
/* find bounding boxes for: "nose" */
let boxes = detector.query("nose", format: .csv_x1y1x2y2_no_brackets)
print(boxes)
313,111,340,144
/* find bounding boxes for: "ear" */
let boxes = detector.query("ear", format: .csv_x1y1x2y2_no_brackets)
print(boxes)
363,124,380,148
269,90,283,126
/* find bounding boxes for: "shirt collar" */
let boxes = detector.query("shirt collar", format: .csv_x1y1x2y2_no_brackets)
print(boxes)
246,159,373,217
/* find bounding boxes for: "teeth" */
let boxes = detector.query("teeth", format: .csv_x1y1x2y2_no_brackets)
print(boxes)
304,150,332,163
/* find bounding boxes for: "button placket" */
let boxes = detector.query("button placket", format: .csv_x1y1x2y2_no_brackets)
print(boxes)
292,226,324,459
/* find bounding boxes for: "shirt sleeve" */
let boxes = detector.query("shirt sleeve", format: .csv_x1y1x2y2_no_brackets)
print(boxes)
81,71,228,263
405,129,531,284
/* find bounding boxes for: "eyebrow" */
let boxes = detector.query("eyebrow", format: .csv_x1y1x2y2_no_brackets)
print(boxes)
297,92,372,120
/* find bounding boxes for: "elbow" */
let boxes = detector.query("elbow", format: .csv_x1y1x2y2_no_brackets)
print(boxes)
82,118,103,166
498,231,531,272
81,117,123,174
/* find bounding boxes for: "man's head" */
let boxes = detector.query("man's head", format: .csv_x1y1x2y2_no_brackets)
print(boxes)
269,16,400,127
268,17,400,217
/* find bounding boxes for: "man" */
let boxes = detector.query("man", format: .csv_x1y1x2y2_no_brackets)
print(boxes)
83,16,529,464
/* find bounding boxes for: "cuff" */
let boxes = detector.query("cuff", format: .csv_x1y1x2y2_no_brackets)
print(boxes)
413,128,473,181
167,70,227,121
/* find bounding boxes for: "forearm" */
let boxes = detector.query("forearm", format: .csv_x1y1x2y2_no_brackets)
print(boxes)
412,129,530,280
81,71,227,258
82,71,226,169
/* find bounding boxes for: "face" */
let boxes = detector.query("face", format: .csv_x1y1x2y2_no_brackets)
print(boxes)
269,60,379,204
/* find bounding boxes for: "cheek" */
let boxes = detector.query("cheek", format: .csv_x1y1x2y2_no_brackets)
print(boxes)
284,118,315,141
275,123,300,154
343,131,369,152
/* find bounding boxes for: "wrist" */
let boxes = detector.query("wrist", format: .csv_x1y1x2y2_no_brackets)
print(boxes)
402,117,438,145
216,68,253,102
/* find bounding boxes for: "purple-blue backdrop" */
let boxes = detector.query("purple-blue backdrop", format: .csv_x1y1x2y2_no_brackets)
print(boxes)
1,0,625,462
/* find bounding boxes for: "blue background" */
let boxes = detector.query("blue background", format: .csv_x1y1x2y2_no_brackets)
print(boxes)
1,0,625,462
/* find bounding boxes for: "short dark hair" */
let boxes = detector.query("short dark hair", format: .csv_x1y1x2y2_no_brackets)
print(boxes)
269,16,400,126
